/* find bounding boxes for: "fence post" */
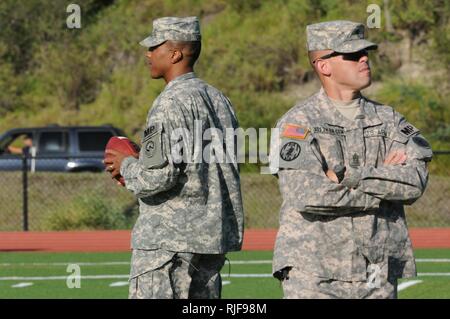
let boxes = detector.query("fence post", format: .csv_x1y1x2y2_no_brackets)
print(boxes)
22,155,29,231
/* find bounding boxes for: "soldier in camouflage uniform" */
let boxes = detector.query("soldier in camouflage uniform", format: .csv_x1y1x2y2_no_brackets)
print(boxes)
105,16,244,299
269,21,432,298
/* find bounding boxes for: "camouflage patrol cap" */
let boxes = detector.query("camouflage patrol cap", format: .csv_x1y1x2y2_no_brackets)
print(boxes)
306,20,377,53
140,16,201,48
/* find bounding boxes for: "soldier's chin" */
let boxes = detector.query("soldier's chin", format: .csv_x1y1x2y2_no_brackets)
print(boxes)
150,71,163,79
359,78,371,90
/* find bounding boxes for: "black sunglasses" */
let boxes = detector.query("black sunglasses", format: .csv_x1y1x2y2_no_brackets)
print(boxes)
313,49,369,63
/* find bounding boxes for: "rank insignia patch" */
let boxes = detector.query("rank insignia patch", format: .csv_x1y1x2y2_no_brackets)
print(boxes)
350,153,361,167
282,124,309,140
280,142,301,161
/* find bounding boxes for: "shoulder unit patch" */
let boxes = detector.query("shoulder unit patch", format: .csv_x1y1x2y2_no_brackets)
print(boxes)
280,142,301,161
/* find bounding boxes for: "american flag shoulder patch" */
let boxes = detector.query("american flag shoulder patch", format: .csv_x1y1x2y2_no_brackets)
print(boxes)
281,124,309,140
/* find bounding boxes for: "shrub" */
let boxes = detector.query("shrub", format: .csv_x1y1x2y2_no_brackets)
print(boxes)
43,194,138,230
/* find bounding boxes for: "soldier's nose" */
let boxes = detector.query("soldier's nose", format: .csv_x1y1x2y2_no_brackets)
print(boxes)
360,55,369,63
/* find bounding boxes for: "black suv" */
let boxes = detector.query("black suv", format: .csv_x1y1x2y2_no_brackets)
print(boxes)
0,125,126,172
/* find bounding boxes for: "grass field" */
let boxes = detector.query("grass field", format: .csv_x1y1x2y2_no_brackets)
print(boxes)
0,249,449,299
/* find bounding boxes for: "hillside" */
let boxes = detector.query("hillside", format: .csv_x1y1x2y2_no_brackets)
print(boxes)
0,0,449,149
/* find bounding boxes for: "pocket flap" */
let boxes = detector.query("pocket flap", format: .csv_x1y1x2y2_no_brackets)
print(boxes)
129,249,175,280
390,132,409,144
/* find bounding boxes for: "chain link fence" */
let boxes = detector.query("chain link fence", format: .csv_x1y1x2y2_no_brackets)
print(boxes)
1,153,449,231
1,156,137,231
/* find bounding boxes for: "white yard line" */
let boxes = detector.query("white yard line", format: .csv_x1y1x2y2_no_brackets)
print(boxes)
227,260,273,264
109,281,129,287
0,258,448,286
11,282,34,288
0,262,130,267
6,279,232,288
224,274,273,278
0,274,273,281
0,259,448,267
0,260,273,266
0,275,129,281
397,280,422,292
0,273,449,282
415,259,450,263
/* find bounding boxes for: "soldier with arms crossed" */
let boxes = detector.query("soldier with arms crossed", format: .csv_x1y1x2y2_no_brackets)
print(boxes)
270,20,432,299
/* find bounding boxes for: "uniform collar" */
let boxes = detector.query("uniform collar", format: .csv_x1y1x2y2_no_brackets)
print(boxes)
165,72,197,89
316,88,382,129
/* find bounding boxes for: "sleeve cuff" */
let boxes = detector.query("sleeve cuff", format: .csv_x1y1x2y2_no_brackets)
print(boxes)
120,156,138,178
341,167,362,189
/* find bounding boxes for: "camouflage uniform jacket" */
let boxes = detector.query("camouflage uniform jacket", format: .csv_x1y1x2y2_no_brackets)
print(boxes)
120,72,244,254
270,88,432,281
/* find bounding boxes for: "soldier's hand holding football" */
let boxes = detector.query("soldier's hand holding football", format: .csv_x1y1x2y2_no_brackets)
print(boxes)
104,149,129,179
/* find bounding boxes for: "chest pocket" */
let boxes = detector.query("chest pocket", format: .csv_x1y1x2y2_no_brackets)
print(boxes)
385,129,409,159
363,126,387,167
387,130,432,162
316,134,345,171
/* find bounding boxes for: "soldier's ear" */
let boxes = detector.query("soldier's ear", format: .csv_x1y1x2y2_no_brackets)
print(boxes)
170,49,183,64
315,59,331,76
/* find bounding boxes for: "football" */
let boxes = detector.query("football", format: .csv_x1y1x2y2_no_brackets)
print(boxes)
104,136,140,186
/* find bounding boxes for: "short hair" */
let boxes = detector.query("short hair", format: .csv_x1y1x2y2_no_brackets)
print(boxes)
167,40,201,67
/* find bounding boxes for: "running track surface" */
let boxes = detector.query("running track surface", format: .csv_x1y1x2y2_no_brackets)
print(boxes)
0,228,449,252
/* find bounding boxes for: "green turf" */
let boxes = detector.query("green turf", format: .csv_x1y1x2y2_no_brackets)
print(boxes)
0,249,448,299
398,278,450,299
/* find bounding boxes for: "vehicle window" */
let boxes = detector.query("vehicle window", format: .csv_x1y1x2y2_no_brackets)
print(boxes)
38,132,68,153
0,135,15,150
0,132,34,156
78,131,113,152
